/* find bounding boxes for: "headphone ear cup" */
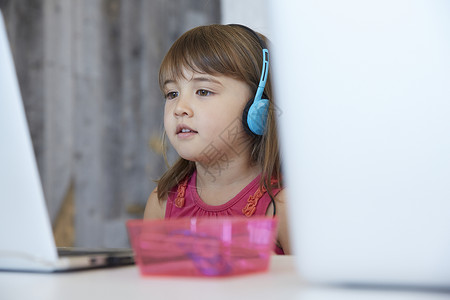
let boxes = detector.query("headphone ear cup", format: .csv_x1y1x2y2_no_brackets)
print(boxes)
243,98,269,136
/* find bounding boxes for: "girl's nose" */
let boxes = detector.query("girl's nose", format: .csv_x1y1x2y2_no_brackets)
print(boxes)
173,95,193,117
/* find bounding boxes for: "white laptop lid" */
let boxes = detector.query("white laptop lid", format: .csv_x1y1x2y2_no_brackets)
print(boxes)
269,0,450,289
0,11,133,272
0,10,59,269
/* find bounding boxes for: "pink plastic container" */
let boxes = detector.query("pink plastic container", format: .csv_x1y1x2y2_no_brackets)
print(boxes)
126,217,277,277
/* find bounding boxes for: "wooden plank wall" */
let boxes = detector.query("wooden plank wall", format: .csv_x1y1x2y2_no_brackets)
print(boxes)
1,0,220,248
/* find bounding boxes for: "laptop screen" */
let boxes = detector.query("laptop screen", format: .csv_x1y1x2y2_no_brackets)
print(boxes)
0,11,59,267
269,0,450,288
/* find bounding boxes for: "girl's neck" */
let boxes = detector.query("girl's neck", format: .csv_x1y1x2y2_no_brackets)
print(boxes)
196,162,261,186
194,158,261,206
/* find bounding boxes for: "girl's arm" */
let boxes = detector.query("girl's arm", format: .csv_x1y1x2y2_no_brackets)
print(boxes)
274,189,291,254
143,188,166,220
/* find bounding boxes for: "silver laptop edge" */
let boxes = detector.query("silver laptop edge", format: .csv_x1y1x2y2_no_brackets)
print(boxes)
0,10,133,272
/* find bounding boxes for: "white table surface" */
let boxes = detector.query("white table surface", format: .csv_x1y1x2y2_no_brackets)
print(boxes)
1,256,449,300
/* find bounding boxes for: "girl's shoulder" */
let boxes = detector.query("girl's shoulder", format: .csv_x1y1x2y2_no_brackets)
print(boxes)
143,187,167,220
274,187,286,203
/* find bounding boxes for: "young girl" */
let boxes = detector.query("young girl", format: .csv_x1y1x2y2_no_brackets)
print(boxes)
144,24,290,254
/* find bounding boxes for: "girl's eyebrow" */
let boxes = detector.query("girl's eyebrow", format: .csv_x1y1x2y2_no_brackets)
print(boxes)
163,79,176,87
191,76,223,86
191,75,223,86
162,76,223,88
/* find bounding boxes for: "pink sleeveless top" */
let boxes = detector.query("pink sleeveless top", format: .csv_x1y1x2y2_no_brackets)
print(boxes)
165,171,284,254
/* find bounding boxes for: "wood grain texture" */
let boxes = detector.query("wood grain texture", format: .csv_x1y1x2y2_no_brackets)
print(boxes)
1,0,220,247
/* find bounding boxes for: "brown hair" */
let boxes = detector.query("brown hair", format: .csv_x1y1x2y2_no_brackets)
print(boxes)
157,24,282,200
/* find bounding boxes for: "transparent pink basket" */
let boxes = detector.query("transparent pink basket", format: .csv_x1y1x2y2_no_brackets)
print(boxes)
126,217,278,277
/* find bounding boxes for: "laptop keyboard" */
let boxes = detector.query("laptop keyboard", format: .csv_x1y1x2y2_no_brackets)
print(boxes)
57,247,133,257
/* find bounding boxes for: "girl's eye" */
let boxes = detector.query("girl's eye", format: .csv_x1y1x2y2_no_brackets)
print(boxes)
165,91,179,100
196,89,212,97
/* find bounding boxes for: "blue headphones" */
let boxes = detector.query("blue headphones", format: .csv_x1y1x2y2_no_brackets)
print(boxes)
246,48,269,135
230,24,270,136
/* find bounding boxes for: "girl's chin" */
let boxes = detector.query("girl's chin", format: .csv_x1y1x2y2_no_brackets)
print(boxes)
176,153,200,162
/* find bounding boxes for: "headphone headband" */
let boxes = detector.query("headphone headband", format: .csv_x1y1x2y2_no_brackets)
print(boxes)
255,49,269,102
228,24,267,50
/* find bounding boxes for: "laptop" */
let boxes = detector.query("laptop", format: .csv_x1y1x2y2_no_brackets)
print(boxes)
0,11,134,272
269,0,450,290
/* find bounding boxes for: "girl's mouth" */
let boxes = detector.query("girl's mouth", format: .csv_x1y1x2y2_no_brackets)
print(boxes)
176,125,198,136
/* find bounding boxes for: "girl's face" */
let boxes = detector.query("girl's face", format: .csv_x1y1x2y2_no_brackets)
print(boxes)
163,69,252,165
